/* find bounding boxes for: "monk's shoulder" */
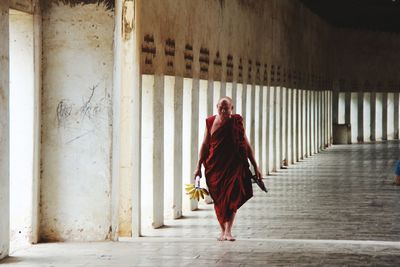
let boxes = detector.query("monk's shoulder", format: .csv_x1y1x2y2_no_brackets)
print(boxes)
206,115,217,123
206,115,217,129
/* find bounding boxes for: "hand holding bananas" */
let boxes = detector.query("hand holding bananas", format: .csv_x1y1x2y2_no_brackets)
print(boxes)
185,176,209,201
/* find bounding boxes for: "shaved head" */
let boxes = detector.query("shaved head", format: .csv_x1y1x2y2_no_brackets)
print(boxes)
217,96,233,107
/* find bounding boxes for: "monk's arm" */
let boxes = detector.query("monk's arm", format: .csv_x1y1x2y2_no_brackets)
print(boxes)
194,126,210,177
244,135,262,179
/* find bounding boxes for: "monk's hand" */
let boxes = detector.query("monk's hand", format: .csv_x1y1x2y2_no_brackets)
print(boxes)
193,167,202,179
255,168,262,181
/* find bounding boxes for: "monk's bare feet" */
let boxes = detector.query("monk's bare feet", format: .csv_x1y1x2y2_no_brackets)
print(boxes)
224,233,236,241
217,233,226,241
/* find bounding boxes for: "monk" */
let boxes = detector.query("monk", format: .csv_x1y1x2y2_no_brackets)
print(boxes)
194,96,262,241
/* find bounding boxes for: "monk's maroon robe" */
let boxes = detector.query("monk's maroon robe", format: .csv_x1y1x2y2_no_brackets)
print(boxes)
204,114,253,224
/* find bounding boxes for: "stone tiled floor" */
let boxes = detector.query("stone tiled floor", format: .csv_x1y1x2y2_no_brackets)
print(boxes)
2,142,400,266
143,141,400,241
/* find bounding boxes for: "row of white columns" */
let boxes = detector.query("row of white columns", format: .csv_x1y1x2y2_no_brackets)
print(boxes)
336,92,400,143
137,74,332,234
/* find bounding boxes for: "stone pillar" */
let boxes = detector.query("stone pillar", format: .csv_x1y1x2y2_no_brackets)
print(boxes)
112,0,141,238
387,93,395,140
299,90,304,158
303,90,307,156
280,87,286,166
213,81,221,115
332,90,339,125
268,86,274,173
271,86,277,171
0,1,9,260
225,82,233,98
254,85,262,168
357,92,364,143
345,91,351,144
172,77,183,218
191,78,200,209
382,92,388,140
185,78,199,211
324,91,329,147
370,92,376,141
236,83,243,115
305,90,310,156
376,93,383,141
242,83,248,129
322,91,325,148
232,82,237,113
313,91,317,154
350,92,358,144
275,86,281,169
307,90,311,154
250,84,256,151
292,89,298,161
320,91,323,148
363,92,371,142
220,81,226,98
262,85,268,175
394,92,399,139
141,75,164,229
285,88,291,165
329,91,333,145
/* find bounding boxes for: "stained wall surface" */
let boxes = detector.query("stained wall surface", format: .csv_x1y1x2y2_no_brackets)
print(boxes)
0,2,10,260
9,9,35,249
40,2,114,241
332,28,400,92
139,0,331,88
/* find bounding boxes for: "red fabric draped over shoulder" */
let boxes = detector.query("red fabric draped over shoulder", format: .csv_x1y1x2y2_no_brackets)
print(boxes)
204,114,253,224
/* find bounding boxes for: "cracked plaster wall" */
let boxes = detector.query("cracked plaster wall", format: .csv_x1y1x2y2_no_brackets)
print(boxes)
40,1,114,241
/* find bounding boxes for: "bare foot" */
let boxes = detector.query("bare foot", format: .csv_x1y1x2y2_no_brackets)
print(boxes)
217,233,226,241
225,233,236,241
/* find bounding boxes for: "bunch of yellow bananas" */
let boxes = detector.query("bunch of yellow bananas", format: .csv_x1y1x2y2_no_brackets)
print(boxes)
185,184,209,201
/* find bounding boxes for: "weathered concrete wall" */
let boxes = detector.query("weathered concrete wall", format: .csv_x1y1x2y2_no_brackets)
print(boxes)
9,9,35,250
0,1,9,260
10,0,33,13
332,28,400,92
139,0,331,88
40,2,114,241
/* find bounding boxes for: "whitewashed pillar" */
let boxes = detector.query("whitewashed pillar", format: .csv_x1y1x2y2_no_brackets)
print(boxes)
267,86,274,173
299,89,304,158
112,0,141,238
141,75,164,228
310,91,315,154
225,82,233,98
382,92,388,140
280,87,287,166
187,78,199,211
292,89,298,162
363,92,371,142
261,85,268,175
254,85,262,167
0,2,10,259
305,90,310,156
236,83,243,115
246,84,254,148
173,77,183,218
231,82,237,114
271,86,277,171
370,92,376,141
394,92,399,139
275,86,281,169
213,80,221,114
285,87,291,165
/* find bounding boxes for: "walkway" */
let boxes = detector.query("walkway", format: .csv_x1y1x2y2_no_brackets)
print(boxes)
2,142,400,266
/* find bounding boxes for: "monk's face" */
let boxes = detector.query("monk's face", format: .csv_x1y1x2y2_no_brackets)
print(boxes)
217,99,233,119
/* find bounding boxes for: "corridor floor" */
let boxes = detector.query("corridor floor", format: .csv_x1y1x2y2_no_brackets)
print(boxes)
3,142,400,266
